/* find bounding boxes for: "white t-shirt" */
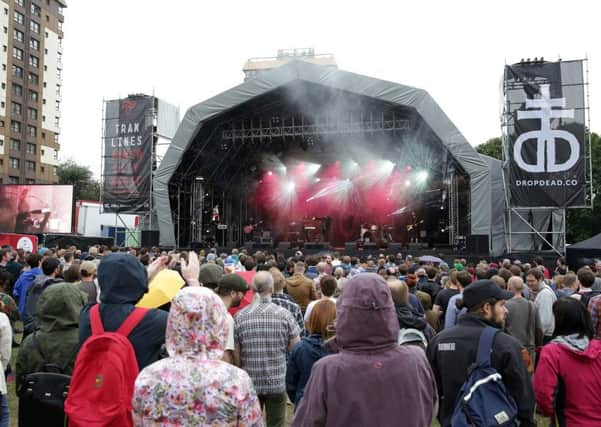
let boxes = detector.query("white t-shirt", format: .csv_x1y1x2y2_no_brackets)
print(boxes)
225,313,235,352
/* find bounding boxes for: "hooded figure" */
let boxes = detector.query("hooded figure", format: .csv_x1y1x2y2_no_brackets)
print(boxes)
132,287,263,426
79,253,168,370
292,273,438,427
16,283,86,390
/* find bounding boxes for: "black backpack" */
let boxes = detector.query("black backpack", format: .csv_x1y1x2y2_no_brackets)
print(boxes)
17,334,78,427
580,290,601,308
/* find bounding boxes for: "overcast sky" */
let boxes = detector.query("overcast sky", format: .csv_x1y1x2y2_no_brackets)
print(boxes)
60,0,599,177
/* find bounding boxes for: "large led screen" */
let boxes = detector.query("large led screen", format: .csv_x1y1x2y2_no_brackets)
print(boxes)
0,185,73,234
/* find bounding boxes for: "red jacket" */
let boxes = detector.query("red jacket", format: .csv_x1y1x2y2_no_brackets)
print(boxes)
534,338,601,425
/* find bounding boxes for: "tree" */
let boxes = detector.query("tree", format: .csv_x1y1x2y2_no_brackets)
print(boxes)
566,131,601,243
56,160,100,202
475,137,502,160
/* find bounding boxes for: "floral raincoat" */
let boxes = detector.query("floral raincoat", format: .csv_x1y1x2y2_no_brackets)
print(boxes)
132,286,263,426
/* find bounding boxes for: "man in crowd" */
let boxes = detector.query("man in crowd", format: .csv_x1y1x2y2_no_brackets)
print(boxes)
286,262,316,313
526,268,556,344
557,272,579,298
427,280,535,426
443,270,472,329
418,266,440,300
79,260,98,304
574,267,599,306
433,270,460,329
79,253,171,370
270,268,305,336
304,275,337,324
506,276,542,365
235,271,300,427
13,253,43,317
215,274,248,364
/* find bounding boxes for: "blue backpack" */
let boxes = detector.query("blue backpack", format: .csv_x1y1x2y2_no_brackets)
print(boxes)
451,326,518,427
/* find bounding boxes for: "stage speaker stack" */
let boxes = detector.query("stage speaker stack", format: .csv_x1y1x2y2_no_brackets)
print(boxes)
277,242,291,251
363,242,377,250
304,242,330,251
141,230,159,247
467,235,489,254
388,242,402,252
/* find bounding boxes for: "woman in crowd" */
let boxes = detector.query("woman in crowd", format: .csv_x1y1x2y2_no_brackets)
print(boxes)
132,287,262,426
286,299,336,408
534,297,601,426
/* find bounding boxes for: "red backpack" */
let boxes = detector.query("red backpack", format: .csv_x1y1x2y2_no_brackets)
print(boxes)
64,304,148,427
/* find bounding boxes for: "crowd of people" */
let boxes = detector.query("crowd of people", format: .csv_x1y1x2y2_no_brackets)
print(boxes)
0,244,600,426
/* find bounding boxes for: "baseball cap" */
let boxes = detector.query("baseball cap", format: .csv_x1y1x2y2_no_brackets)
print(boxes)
198,263,224,288
217,274,249,293
462,279,513,310
80,260,97,276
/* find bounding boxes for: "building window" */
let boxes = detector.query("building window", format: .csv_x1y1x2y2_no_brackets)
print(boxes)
29,55,39,69
2,27,5,34
54,117,59,127
10,139,20,151
30,3,41,17
10,121,21,133
28,108,37,121
10,102,22,115
9,176,19,184
13,47,23,61
26,161,35,171
26,179,35,184
54,134,59,143
40,166,45,173
26,143,36,154
12,65,23,79
13,11,24,25
0,121,4,128
13,29,24,43
28,73,38,85
30,20,40,34
29,38,39,51
29,90,38,103
16,0,25,7
53,166,57,176
27,125,36,138
9,158,19,169
12,84,23,97
55,100,60,112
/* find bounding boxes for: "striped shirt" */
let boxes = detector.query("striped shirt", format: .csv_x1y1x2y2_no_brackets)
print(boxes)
271,293,305,336
234,296,300,394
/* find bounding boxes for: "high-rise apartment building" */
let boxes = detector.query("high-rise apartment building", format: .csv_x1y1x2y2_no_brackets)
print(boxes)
0,0,65,184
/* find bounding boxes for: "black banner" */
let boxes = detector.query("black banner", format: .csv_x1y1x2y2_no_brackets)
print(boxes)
102,96,153,213
505,60,586,208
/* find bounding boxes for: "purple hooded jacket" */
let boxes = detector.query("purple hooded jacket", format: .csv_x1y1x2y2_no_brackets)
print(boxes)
292,273,438,427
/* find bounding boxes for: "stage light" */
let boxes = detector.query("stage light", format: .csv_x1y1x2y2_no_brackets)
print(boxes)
278,165,287,174
267,171,273,176
195,176,204,181
405,180,411,187
306,162,321,175
285,181,296,193
315,177,321,183
380,160,395,174
417,170,428,182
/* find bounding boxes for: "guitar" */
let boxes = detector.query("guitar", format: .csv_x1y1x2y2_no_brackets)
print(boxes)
243,221,263,235
406,220,424,231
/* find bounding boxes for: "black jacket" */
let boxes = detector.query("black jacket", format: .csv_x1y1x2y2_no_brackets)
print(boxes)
79,253,168,370
395,303,435,342
426,314,535,427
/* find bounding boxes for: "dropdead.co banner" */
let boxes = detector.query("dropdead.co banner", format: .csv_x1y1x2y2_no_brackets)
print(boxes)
504,60,586,208
102,96,153,213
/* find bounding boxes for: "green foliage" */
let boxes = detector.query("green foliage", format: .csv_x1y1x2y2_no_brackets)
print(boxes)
566,131,601,243
56,160,100,202
475,137,503,160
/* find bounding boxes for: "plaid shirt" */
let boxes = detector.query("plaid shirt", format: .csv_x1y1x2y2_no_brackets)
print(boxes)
589,294,601,340
271,293,305,336
234,296,300,394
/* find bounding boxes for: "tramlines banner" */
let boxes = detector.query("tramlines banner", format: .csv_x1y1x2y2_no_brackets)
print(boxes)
504,60,586,208
102,96,153,213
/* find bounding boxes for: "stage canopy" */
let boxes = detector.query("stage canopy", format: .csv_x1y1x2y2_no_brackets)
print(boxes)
566,233,601,270
154,61,490,247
